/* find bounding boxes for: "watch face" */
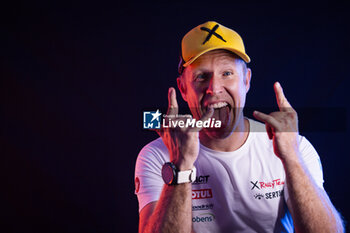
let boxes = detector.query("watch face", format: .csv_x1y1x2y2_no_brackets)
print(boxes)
162,163,175,184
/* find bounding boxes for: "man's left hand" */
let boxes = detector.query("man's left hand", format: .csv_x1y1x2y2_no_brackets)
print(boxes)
253,82,300,162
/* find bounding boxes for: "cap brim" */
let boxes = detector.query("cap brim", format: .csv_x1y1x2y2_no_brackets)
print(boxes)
183,46,251,67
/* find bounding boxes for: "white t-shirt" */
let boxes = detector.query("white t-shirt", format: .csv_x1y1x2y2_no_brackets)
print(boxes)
134,118,324,232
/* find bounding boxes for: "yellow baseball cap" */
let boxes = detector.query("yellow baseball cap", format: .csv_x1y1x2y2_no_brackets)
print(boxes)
179,21,250,73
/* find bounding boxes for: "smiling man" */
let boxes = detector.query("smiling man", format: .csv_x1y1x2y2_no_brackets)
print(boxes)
135,21,344,232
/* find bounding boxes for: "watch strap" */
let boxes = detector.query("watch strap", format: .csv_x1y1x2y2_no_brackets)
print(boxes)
177,166,197,184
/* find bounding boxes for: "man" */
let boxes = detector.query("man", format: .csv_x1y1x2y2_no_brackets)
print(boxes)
135,21,344,232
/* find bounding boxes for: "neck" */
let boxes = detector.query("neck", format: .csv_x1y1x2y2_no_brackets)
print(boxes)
199,117,250,152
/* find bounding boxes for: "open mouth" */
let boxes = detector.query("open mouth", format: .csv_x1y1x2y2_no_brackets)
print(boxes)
206,102,232,127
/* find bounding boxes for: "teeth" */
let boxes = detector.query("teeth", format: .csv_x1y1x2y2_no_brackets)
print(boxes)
208,102,228,109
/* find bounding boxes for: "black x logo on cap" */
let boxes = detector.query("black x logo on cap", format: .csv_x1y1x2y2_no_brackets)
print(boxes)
200,24,227,45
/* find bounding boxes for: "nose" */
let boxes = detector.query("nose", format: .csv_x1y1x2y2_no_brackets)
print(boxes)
206,76,223,95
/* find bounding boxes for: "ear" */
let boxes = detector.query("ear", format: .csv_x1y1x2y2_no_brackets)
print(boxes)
245,68,252,93
177,76,188,102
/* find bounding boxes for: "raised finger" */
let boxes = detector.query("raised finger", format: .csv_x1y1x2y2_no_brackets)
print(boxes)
195,107,215,131
200,107,214,122
167,87,179,116
175,115,194,132
274,82,293,112
187,107,214,132
253,110,280,129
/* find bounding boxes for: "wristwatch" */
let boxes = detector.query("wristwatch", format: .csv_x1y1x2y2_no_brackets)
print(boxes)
162,162,197,185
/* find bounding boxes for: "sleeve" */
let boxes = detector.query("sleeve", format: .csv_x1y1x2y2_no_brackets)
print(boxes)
284,136,324,201
134,138,169,212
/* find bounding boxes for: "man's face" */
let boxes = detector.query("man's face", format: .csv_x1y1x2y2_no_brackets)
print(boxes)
177,49,251,138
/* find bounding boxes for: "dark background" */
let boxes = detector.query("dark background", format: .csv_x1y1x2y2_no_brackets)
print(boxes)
2,1,350,232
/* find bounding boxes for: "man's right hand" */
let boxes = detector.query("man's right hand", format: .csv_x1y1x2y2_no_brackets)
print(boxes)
157,87,214,171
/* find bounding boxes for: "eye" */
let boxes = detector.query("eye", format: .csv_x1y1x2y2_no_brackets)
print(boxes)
194,73,209,82
223,71,233,76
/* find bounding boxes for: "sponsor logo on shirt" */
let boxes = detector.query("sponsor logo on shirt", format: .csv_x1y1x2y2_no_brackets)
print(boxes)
254,189,284,200
250,179,285,190
251,181,260,190
192,203,214,211
193,175,210,185
265,189,283,199
254,193,264,200
192,189,213,199
192,213,216,222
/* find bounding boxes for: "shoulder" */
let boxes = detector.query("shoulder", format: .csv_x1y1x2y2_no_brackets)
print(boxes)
247,118,271,146
136,137,169,170
248,118,267,133
139,137,168,156
297,135,321,164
